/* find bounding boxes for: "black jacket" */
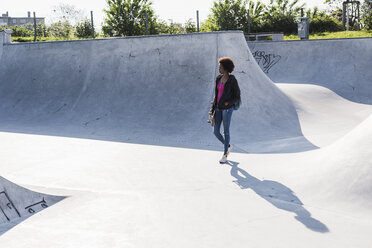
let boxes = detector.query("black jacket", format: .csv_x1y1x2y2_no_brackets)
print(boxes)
213,74,241,110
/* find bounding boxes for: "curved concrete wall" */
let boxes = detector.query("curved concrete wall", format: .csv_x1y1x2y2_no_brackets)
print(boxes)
0,32,316,153
248,38,372,104
0,31,4,59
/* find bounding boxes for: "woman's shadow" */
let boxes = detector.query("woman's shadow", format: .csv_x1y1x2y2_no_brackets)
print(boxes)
227,160,329,233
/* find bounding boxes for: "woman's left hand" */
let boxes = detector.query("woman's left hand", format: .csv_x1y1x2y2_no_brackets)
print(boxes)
224,102,229,106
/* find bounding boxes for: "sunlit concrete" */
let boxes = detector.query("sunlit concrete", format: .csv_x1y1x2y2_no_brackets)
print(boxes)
1,31,372,247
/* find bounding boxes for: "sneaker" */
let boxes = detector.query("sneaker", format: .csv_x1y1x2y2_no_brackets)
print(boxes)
219,154,228,164
227,144,232,155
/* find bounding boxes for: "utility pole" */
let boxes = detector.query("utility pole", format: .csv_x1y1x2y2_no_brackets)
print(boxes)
357,1,360,30
91,11,95,39
342,2,346,30
144,0,149,35
196,10,200,32
145,11,149,35
346,4,350,31
33,12,37,42
248,8,251,33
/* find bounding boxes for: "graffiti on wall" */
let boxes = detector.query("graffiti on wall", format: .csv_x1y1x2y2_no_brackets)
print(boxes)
0,191,49,222
25,197,48,214
252,51,281,73
0,191,21,221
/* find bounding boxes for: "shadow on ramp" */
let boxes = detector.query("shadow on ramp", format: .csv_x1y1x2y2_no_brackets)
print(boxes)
227,161,329,233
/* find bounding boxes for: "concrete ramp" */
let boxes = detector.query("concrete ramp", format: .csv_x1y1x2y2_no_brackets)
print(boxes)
0,31,316,153
248,38,372,104
309,113,372,212
2,32,372,247
0,176,64,234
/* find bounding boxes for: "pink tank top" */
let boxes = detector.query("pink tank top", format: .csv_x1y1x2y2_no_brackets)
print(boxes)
217,81,225,103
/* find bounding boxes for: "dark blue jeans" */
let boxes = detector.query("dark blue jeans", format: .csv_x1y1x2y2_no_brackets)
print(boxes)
214,107,234,153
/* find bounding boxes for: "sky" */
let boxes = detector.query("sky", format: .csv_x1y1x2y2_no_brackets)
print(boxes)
1,0,330,30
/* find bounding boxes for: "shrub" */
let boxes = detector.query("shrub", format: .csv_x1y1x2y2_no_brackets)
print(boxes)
47,21,72,38
363,13,372,30
9,25,33,37
310,15,342,33
36,23,49,37
184,19,197,33
361,1,372,30
166,20,184,34
200,16,219,32
260,13,298,34
75,19,94,38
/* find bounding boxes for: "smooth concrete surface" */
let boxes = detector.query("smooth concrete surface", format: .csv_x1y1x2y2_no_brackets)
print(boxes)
0,132,372,248
248,38,372,104
0,32,316,153
276,83,372,147
1,32,372,247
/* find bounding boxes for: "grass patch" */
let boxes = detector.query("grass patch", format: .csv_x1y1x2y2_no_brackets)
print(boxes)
285,30,372,40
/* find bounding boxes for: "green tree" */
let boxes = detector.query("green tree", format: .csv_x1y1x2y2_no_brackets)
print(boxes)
310,14,342,33
9,25,33,37
156,19,170,34
184,19,197,33
48,21,73,38
361,0,372,30
261,0,305,34
165,20,184,34
36,23,49,37
324,0,365,30
75,19,95,38
201,0,265,33
200,15,219,32
265,0,305,15
2,23,48,38
209,0,249,31
329,8,343,22
102,0,158,36
247,0,266,33
323,0,343,11
305,7,342,33
306,6,320,19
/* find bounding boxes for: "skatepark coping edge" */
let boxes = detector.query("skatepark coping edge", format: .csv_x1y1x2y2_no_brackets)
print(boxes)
2,30,244,46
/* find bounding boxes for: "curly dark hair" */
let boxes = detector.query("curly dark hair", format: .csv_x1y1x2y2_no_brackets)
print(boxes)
218,57,235,73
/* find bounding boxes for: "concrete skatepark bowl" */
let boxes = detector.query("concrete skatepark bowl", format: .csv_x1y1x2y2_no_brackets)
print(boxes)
0,31,372,247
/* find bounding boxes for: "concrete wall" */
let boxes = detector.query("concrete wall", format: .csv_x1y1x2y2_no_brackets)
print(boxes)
248,38,372,104
0,31,316,153
0,31,3,59
0,30,12,60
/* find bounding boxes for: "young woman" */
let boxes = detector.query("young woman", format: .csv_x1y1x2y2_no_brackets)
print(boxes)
212,57,241,163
